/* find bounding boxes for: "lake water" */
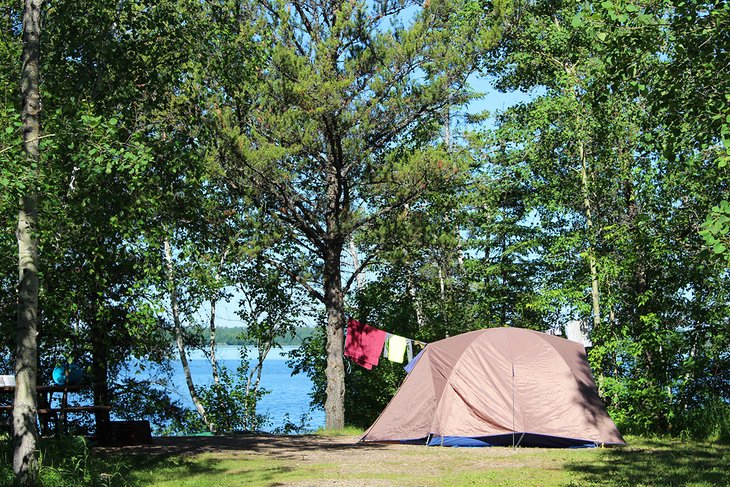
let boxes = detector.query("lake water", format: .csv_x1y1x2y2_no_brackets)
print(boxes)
122,345,325,433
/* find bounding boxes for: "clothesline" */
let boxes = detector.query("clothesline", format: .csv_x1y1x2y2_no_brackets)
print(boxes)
343,317,427,371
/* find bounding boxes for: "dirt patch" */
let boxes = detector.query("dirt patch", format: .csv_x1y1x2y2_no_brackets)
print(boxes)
93,433,550,484
90,435,730,487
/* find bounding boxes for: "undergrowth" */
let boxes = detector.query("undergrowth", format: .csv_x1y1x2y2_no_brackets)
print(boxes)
1,433,128,486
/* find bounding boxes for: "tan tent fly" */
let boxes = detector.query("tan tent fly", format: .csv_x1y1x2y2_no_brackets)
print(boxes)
361,327,625,447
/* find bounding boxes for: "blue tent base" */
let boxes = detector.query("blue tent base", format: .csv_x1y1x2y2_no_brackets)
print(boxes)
399,433,603,448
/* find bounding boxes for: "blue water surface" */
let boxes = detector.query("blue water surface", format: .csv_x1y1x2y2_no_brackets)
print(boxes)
122,345,324,433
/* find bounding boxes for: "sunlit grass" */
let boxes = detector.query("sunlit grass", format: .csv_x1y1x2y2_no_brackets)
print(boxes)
312,425,364,436
126,455,325,487
120,434,729,487
2,433,727,486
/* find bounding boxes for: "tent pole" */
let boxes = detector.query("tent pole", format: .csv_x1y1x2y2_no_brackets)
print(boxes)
512,363,516,449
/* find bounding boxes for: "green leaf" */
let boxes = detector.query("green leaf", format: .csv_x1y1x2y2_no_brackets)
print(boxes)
4,126,13,134
713,243,727,254
597,32,607,42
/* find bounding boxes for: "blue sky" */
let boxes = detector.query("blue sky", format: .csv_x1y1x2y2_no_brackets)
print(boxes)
466,74,537,122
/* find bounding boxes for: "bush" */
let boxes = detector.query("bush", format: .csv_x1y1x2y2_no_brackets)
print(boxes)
1,434,128,486
197,365,269,433
673,400,730,443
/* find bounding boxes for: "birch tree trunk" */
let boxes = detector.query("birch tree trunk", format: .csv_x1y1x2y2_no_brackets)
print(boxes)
209,297,219,385
563,64,602,331
209,248,229,385
347,239,362,291
406,274,426,331
579,140,602,329
163,237,213,432
14,0,42,484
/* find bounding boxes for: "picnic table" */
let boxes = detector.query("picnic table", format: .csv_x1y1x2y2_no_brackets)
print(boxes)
0,384,111,436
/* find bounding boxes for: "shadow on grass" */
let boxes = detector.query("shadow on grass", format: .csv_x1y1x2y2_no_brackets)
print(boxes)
92,433,378,486
117,453,297,486
94,432,384,458
565,438,729,486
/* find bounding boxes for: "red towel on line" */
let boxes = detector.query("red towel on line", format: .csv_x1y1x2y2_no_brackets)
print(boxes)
344,317,387,370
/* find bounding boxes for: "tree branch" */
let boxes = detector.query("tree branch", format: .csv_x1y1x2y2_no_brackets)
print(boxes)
263,255,325,303
343,247,378,293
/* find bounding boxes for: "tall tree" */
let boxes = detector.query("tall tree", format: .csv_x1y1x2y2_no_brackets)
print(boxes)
218,0,500,428
13,0,42,483
6,0,228,435
484,0,729,436
0,2,23,358
587,0,730,264
586,0,730,433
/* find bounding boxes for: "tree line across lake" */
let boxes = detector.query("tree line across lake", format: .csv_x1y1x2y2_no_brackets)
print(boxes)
187,326,317,348
1,2,728,483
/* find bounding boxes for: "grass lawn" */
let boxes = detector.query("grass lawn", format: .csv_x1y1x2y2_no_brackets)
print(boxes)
102,434,728,486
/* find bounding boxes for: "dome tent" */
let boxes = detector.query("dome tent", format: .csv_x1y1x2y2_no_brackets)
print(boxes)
360,327,625,447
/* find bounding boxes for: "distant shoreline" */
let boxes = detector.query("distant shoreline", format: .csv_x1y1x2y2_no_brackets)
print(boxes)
186,344,298,361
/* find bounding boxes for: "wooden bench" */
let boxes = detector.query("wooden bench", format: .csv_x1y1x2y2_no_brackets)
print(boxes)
59,406,112,413
1,385,114,437
1,404,113,437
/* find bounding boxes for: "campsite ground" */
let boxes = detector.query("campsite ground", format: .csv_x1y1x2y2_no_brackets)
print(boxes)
94,433,729,486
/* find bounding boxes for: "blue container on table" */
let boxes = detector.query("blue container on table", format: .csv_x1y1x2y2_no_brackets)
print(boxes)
52,364,83,386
